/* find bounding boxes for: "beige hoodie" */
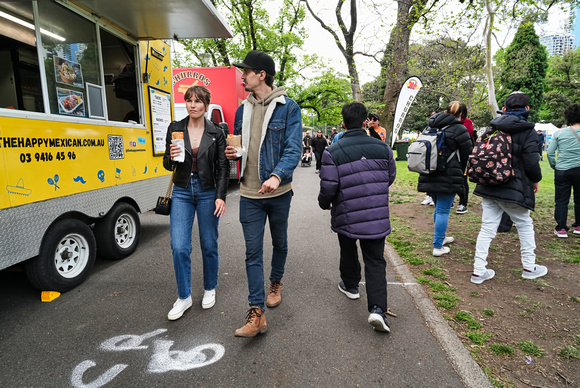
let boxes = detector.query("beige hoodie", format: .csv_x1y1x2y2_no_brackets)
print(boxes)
240,87,292,199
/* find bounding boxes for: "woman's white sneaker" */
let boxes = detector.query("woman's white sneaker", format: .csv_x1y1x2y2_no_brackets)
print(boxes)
433,246,450,257
202,289,216,309
168,296,192,320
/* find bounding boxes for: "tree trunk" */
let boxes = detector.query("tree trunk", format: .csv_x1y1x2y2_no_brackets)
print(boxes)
302,0,362,101
484,0,500,118
380,0,415,145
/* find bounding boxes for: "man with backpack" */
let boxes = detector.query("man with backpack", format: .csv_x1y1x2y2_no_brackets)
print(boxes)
470,91,547,284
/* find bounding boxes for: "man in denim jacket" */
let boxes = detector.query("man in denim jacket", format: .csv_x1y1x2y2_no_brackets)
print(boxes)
225,50,302,337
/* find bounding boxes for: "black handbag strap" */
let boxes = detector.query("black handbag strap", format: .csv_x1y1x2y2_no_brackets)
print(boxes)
163,170,175,200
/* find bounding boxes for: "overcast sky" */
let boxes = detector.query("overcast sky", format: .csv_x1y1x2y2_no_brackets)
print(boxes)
300,1,572,85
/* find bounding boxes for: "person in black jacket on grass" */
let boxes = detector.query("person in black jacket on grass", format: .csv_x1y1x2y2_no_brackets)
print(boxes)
417,102,473,257
470,91,547,284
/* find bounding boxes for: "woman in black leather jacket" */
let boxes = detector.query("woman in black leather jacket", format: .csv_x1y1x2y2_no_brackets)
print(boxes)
162,85,228,321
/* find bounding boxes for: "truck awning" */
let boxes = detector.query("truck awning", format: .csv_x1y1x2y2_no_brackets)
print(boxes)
73,0,233,40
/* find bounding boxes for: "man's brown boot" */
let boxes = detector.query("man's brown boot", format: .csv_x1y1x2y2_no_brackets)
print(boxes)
234,307,267,337
266,280,282,308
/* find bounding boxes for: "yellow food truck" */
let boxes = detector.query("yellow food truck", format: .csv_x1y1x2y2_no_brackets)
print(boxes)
0,0,232,291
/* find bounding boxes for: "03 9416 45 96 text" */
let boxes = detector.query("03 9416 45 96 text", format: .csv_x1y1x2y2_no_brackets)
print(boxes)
19,151,77,163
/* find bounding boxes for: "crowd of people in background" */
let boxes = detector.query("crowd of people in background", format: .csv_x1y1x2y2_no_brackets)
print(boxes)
163,49,577,337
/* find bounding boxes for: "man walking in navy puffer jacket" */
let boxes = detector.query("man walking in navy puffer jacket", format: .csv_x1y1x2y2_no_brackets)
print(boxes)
318,102,397,332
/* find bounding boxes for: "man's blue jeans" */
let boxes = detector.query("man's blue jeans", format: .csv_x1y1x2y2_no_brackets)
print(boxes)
240,191,293,311
170,175,219,300
430,192,456,249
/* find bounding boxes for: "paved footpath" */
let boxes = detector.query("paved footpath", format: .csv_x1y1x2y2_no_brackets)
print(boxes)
0,162,491,388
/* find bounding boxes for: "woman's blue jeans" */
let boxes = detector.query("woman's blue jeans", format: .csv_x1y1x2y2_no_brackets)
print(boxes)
430,192,456,249
170,175,219,299
239,191,292,311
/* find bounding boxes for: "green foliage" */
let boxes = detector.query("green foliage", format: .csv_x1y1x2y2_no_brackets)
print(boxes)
454,311,472,322
454,310,482,329
291,70,352,125
563,254,580,264
174,0,310,87
576,335,580,345
490,343,515,357
538,49,580,126
497,22,548,120
422,267,447,280
429,281,455,292
483,309,495,317
433,292,460,307
517,340,544,357
558,345,580,359
467,331,492,345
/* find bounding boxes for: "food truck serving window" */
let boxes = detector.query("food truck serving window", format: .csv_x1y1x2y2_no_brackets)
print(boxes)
0,1,44,112
38,1,100,118
0,0,141,124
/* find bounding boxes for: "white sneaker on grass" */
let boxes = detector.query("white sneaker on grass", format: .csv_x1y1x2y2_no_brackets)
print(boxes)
443,236,454,245
432,246,450,257
168,296,192,320
522,265,548,280
202,289,216,309
421,195,434,206
470,269,495,284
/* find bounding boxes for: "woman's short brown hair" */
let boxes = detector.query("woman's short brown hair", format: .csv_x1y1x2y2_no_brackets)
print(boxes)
184,85,211,108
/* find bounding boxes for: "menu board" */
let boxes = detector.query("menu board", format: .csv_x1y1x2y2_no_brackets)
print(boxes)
149,86,172,156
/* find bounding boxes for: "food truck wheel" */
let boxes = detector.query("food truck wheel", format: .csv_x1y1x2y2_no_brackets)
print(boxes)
95,202,140,260
26,219,96,292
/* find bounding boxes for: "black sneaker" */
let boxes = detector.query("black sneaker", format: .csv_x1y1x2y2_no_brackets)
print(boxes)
368,305,391,332
338,281,360,300
456,205,468,214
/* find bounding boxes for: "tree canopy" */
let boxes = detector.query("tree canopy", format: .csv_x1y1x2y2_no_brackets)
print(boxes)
497,22,548,119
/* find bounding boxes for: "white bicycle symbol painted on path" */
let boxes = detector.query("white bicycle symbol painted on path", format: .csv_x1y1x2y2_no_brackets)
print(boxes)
71,329,225,388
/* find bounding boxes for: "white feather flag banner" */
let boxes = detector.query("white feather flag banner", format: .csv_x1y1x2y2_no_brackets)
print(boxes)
391,77,422,147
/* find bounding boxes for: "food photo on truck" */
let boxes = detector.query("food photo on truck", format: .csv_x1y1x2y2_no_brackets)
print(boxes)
0,0,232,293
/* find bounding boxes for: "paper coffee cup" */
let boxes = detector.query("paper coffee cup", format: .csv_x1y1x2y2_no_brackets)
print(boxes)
171,139,185,162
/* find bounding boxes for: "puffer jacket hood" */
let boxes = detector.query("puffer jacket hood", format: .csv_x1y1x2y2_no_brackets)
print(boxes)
473,112,541,210
490,112,535,136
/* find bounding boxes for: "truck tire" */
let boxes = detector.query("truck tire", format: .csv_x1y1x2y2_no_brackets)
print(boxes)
94,202,140,260
26,219,96,292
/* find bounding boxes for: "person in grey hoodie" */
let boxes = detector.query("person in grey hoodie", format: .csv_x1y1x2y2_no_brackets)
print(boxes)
318,102,396,332
226,51,302,337
470,91,547,284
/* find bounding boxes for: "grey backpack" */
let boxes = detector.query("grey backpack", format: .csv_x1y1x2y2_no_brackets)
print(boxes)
407,125,456,174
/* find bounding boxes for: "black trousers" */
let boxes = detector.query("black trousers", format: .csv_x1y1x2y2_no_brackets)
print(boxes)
338,233,387,312
314,151,324,170
458,175,469,206
554,167,580,231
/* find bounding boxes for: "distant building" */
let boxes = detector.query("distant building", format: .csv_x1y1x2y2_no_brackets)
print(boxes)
540,34,575,56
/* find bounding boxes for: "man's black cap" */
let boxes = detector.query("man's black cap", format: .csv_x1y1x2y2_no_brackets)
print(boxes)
504,91,529,110
233,50,276,76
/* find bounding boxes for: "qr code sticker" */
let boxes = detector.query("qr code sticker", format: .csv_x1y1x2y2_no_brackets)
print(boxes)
108,135,124,160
